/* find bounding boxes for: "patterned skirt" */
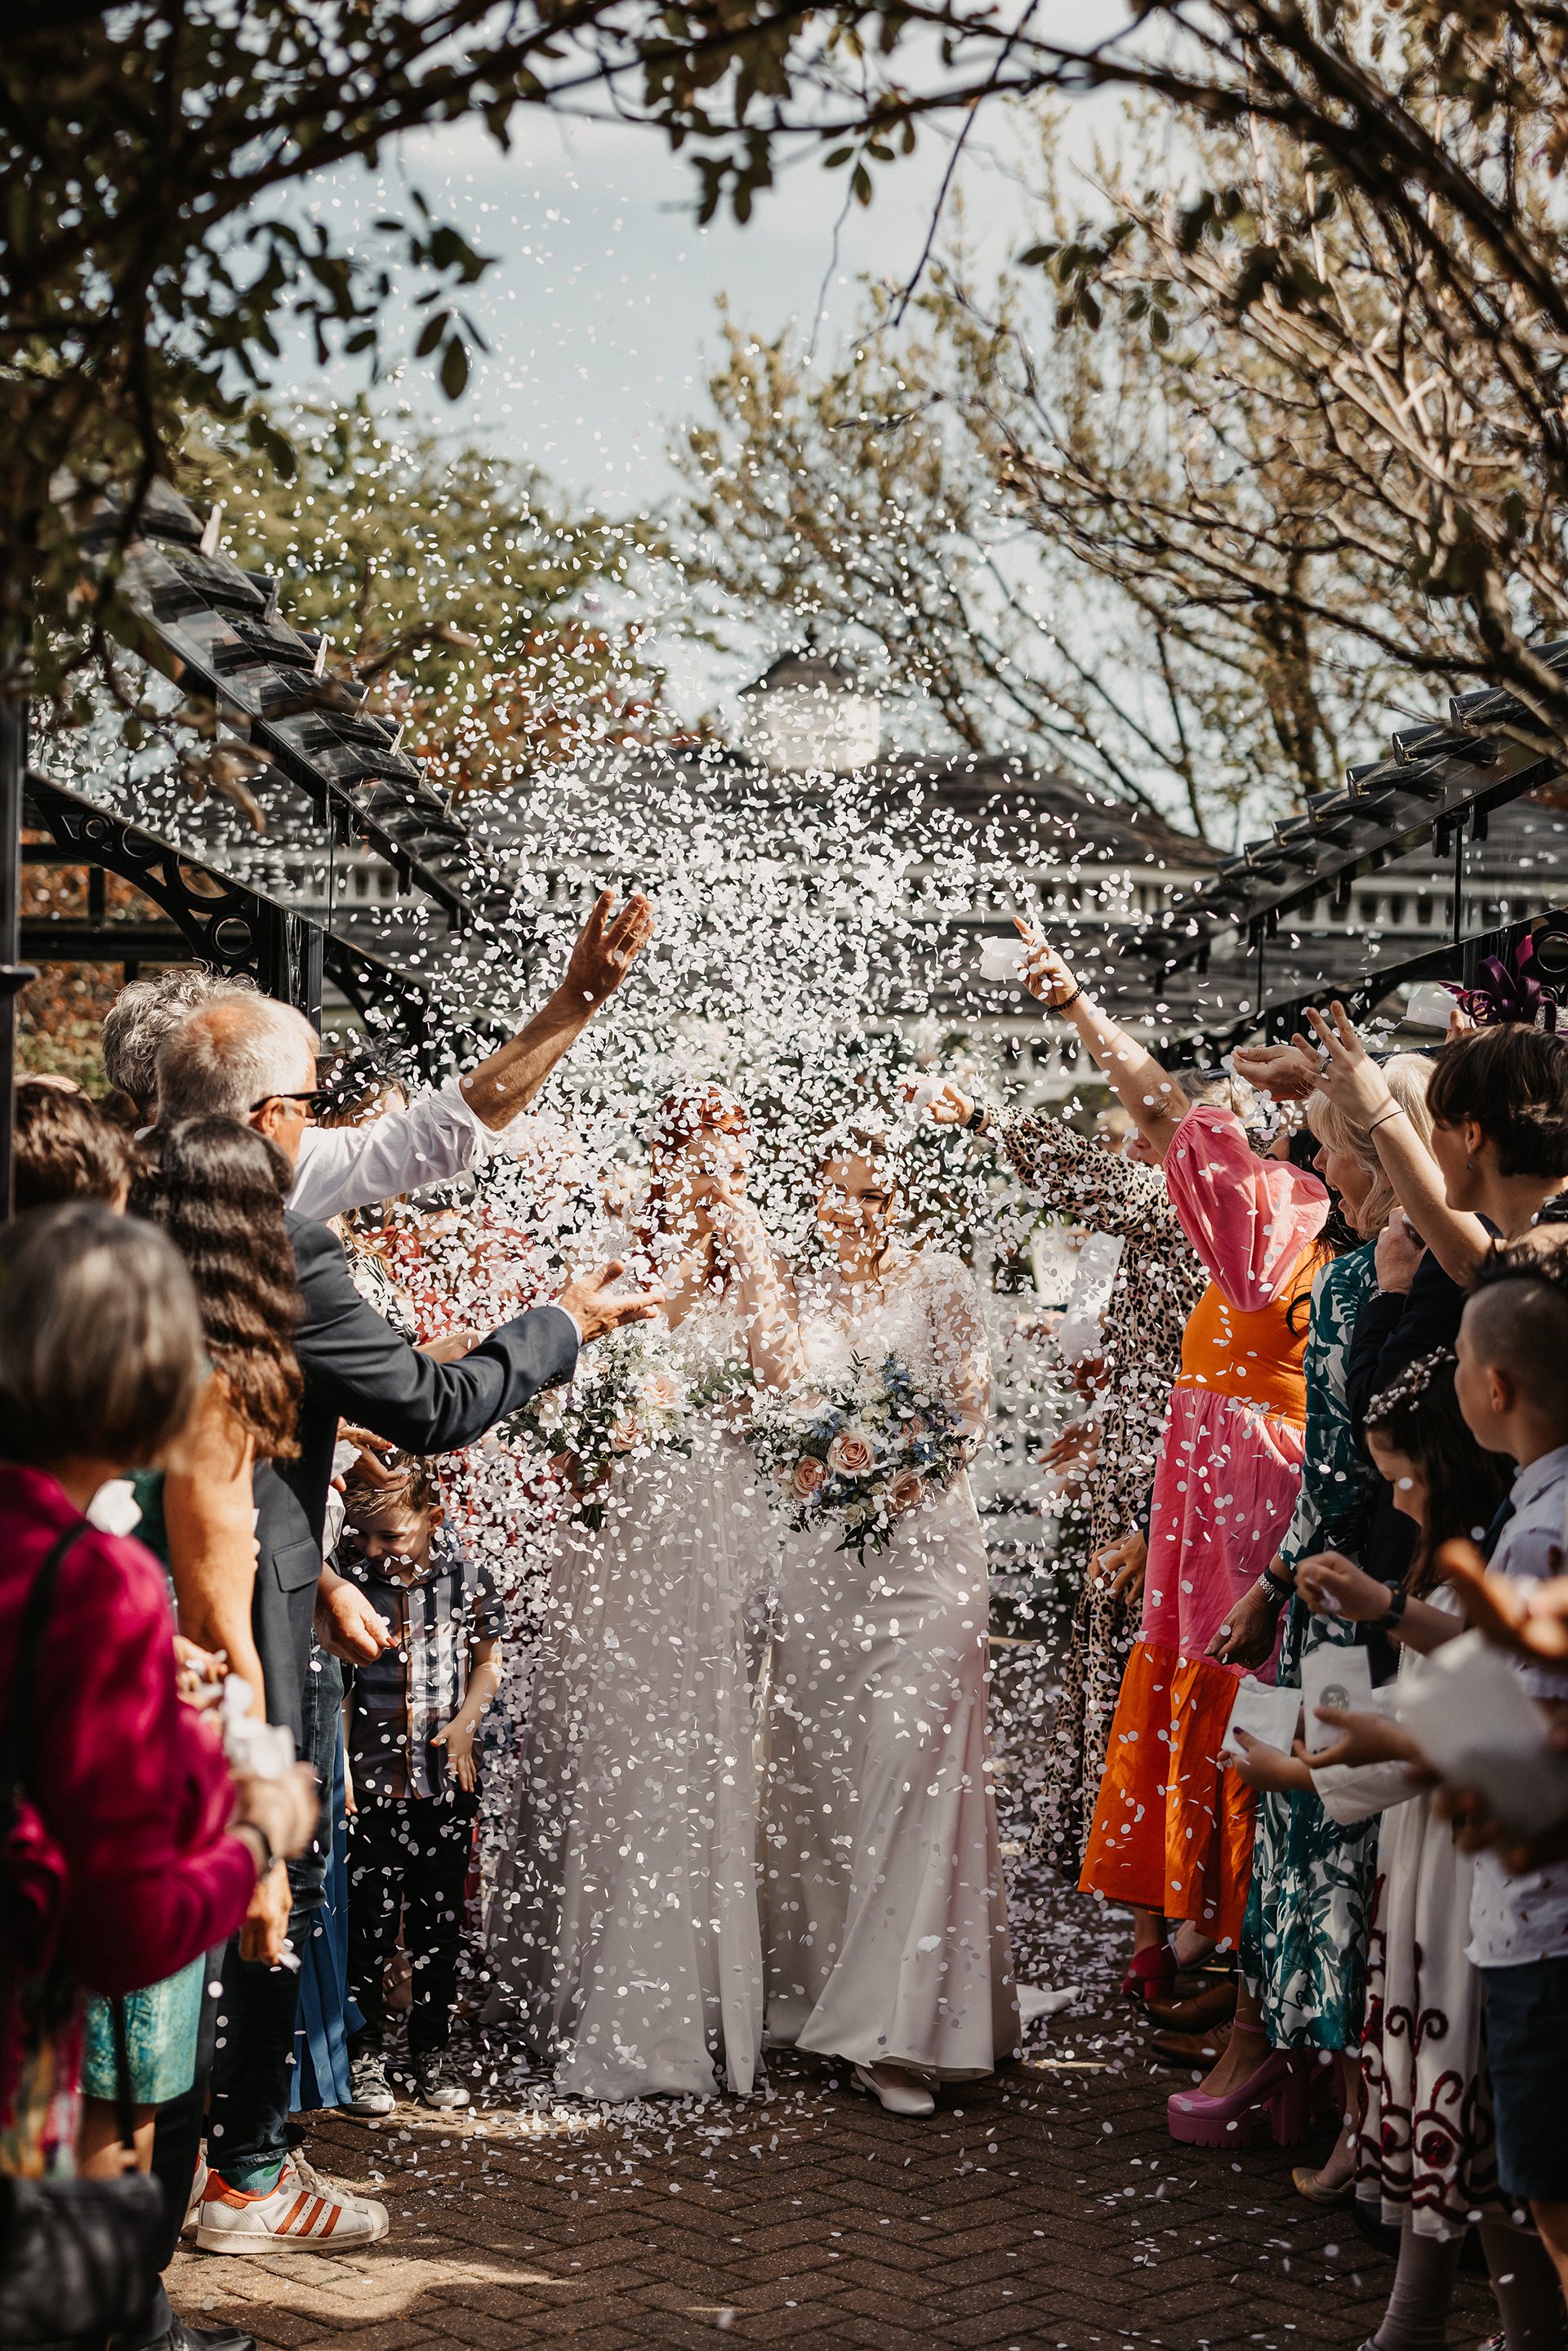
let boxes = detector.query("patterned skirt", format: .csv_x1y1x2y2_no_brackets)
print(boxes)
1355,1793,1508,2235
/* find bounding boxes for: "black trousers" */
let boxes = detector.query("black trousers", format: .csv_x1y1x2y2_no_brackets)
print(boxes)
347,1791,477,2059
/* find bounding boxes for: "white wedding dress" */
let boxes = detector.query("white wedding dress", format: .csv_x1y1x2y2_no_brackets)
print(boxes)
762,1251,1019,2077
483,1291,777,2100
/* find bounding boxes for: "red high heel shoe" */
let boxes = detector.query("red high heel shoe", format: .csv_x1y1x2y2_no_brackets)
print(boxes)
1166,2047,1312,2149
1120,1944,1178,2002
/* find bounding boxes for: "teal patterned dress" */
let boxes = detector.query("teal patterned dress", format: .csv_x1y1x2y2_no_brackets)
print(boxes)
80,1473,207,2106
1241,1242,1381,2052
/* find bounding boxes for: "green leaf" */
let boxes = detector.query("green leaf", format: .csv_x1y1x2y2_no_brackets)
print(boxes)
415,309,449,358
245,410,297,481
439,334,470,399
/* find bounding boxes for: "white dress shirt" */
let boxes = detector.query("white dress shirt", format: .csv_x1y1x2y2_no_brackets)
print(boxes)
287,1078,527,1222
1467,1442,1568,1969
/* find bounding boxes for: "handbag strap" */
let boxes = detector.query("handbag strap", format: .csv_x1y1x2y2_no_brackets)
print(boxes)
2,1517,141,2152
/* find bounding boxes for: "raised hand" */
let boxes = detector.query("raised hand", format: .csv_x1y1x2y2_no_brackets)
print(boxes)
1299,1001,1392,1124
1295,1550,1393,1623
1374,1209,1425,1294
562,889,656,1009
1010,918,1079,1009
559,1258,664,1344
928,1080,975,1128
1231,1040,1322,1102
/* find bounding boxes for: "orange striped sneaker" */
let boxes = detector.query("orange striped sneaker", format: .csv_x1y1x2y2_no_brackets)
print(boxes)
194,2157,390,2254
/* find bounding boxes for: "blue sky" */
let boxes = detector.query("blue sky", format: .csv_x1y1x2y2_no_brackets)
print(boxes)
282,69,1131,718
292,91,1125,503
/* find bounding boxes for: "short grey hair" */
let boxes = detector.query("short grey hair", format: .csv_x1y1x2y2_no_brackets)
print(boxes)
156,996,319,1124
0,1202,205,1462
103,968,256,1111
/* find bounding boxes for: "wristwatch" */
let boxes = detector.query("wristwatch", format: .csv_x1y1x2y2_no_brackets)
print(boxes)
966,1102,991,1134
1373,1584,1410,1633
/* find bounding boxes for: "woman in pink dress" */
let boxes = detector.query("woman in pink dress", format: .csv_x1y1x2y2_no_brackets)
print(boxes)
1002,928,1330,1987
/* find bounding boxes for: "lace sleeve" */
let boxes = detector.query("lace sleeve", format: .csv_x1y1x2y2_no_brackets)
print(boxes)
996,1111,1172,1240
915,1251,990,1450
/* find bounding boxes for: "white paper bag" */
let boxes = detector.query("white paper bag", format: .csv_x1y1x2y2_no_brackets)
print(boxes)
1396,1629,1568,1837
1223,1676,1303,1758
977,936,1027,982
1299,1643,1374,1754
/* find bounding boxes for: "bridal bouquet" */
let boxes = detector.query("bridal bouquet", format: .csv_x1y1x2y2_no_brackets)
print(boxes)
501,1325,691,1526
749,1351,968,1560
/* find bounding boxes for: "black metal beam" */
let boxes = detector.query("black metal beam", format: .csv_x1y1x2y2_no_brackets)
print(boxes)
82,479,502,934
1183,905,1568,1056
24,770,436,1058
1118,699,1568,982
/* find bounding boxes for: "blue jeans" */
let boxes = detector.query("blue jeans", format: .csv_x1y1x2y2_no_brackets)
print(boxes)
207,1649,343,2190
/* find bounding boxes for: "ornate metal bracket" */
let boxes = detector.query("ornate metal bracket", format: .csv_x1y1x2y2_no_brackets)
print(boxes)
24,768,440,1059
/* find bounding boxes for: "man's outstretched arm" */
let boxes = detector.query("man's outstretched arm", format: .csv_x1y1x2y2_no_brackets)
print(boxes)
459,889,654,1130
287,890,655,1220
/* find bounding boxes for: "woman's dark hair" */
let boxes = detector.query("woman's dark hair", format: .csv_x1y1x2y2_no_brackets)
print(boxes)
1281,1126,1358,1331
131,1117,303,1459
14,1079,131,1212
1426,1025,1568,1178
0,1203,204,1464
1364,1349,1512,1596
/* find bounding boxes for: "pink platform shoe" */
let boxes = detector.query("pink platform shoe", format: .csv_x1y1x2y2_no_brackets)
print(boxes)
1167,2048,1312,2149
1120,1943,1178,2002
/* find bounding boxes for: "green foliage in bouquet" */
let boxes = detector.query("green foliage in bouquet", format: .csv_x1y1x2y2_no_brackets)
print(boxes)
749,1351,969,1562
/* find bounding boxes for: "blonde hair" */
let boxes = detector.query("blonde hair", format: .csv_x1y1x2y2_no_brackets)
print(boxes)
1307,1053,1433,1236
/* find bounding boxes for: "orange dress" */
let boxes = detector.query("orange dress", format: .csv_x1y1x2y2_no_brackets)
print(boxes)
1077,1106,1328,1946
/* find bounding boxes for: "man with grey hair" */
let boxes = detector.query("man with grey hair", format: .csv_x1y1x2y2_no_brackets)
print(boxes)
101,965,256,1120
122,888,654,1219
150,895,660,2256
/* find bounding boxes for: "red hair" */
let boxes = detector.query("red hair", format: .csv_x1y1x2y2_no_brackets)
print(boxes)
647,1085,749,1159
639,1086,750,1248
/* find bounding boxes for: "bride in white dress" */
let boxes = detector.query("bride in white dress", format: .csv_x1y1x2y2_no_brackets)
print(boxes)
762,1124,1019,2114
483,1090,794,2101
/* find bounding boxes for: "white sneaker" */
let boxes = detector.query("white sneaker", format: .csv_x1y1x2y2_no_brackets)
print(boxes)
283,2151,389,2230
182,2153,207,2235
853,2063,936,2117
194,2156,390,2253
347,2054,396,2117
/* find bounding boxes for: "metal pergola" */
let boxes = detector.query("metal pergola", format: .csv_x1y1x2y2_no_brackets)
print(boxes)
0,477,507,1210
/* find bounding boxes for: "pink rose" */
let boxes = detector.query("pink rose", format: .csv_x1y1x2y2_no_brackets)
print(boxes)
827,1428,876,1477
791,1454,828,1500
889,1468,926,1515
609,1413,644,1453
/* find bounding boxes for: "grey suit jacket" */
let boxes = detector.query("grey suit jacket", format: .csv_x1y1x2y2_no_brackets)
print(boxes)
252,1212,577,1743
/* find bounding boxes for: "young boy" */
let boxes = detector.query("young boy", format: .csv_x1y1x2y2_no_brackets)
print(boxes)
1453,1254,1568,2296
340,1454,504,2114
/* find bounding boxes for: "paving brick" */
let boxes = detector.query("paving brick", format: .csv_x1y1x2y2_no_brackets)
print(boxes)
165,1651,1496,2351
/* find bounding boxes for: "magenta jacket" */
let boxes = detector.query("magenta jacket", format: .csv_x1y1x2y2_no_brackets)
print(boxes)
0,1463,256,1996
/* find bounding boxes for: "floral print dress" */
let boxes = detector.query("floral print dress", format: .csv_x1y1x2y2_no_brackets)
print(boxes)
993,1115,1205,1877
1241,1240,1381,2050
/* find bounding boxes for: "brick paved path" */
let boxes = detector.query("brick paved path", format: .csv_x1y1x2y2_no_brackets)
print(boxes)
170,1644,1494,2350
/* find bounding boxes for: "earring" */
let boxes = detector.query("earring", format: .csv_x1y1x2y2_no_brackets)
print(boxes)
1466,1157,1475,1171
